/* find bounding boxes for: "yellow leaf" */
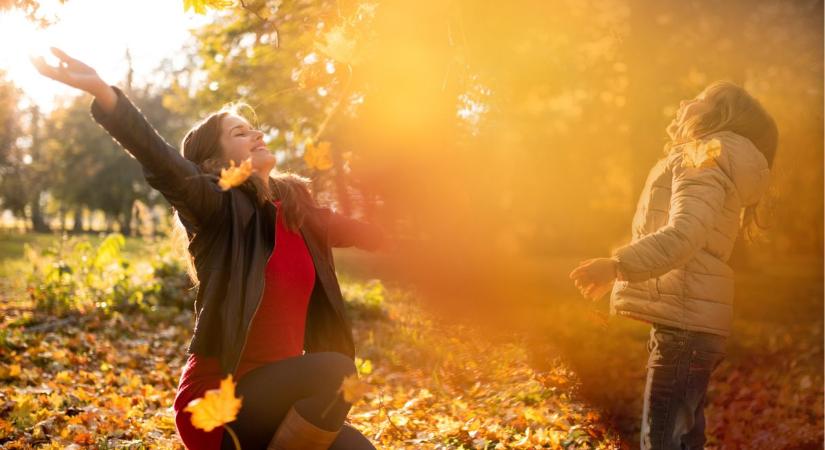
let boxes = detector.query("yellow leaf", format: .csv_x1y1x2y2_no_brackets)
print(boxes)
183,0,205,14
682,138,722,169
304,141,334,171
55,370,72,383
48,392,64,409
185,375,243,432
10,394,36,428
52,349,69,364
523,407,547,424
338,374,371,404
8,364,21,377
355,357,373,376
317,26,358,64
218,158,254,191
184,0,234,15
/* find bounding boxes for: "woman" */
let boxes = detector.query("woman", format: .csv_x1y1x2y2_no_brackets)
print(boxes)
33,48,383,450
569,81,777,449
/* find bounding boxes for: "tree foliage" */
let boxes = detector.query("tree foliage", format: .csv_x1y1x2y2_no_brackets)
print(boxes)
161,2,823,339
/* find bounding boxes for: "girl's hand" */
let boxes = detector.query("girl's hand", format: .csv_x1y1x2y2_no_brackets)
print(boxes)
569,257,617,299
31,47,117,112
580,280,614,300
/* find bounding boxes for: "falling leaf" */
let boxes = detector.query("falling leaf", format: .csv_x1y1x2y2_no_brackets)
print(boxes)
296,64,326,89
185,375,243,432
682,138,722,169
218,158,254,191
355,357,373,376
304,141,334,171
339,374,372,404
317,26,358,65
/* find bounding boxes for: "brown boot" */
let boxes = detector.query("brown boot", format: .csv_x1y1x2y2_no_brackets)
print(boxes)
267,406,340,450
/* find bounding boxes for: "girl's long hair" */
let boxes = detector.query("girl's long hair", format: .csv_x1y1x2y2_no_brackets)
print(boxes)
667,80,779,241
170,104,318,285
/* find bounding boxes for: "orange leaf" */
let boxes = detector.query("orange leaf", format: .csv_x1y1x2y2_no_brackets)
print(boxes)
185,375,243,432
304,141,334,171
338,374,371,404
218,159,254,191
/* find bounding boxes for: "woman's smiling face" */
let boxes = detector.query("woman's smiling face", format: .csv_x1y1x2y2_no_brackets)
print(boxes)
219,113,276,175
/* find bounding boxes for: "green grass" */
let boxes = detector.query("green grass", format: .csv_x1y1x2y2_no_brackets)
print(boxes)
0,230,152,259
0,231,171,312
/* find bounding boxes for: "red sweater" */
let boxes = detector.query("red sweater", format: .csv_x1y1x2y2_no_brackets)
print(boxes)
173,201,316,449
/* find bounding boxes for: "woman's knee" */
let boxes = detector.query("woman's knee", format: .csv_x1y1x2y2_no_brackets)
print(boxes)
316,352,357,382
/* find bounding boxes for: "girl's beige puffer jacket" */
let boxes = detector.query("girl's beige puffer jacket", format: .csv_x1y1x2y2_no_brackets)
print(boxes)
610,130,771,336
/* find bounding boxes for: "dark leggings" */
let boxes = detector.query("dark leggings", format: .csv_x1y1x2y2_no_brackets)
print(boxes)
220,352,375,450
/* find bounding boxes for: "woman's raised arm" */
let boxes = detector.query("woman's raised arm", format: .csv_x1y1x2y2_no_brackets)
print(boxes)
32,48,226,229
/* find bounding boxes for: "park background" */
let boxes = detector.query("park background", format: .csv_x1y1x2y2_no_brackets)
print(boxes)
0,0,822,448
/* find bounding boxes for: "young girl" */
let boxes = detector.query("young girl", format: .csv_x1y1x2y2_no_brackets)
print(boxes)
569,81,777,449
34,48,383,450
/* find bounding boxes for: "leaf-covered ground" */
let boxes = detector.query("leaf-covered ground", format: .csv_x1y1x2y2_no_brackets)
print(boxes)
524,256,825,449
0,286,622,449
0,235,623,449
0,234,821,449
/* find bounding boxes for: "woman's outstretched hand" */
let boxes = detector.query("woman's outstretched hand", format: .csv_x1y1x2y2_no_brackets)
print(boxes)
569,257,617,300
31,47,117,112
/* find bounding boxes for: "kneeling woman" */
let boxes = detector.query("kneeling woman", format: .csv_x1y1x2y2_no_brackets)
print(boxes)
34,49,383,450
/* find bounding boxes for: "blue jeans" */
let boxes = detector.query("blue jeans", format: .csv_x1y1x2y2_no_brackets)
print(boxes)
641,324,726,450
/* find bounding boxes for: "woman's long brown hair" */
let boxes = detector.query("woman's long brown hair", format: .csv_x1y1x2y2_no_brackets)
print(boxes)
668,80,779,241
170,104,318,285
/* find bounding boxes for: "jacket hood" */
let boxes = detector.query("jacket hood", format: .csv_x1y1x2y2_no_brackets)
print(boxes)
706,131,771,206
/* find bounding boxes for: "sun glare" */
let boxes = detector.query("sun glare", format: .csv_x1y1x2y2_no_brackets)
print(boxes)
0,0,209,112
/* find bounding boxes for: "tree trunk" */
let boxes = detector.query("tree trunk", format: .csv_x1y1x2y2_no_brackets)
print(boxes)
151,207,160,237
119,199,134,237
58,206,66,232
73,206,84,233
30,192,49,233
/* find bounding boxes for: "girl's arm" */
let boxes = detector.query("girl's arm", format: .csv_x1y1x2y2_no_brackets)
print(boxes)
610,154,729,282
32,48,226,229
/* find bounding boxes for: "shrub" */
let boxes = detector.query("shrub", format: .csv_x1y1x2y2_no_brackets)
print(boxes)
26,233,194,317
